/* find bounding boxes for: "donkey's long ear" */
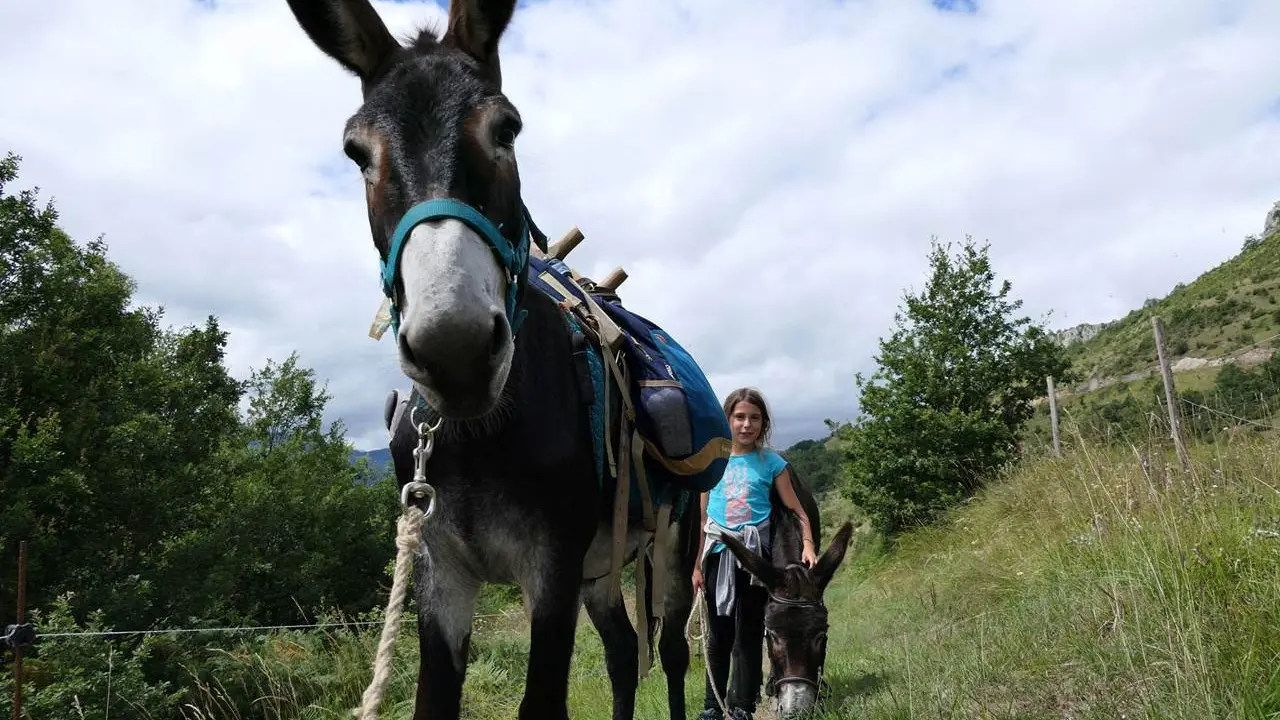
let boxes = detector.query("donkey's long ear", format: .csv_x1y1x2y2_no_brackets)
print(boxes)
813,521,854,591
719,534,782,589
442,0,517,87
285,0,403,85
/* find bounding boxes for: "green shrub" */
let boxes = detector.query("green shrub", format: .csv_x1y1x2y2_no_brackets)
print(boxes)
0,594,181,719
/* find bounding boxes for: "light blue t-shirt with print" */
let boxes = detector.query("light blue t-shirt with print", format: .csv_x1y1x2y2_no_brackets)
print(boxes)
706,448,789,552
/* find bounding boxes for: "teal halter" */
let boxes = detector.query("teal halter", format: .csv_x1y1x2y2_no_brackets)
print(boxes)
380,198,534,337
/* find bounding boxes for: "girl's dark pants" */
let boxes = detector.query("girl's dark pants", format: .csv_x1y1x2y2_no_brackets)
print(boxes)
702,549,769,715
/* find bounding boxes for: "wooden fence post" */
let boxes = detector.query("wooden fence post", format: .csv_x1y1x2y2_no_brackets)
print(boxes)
1046,375,1061,457
1150,316,1191,472
12,540,26,720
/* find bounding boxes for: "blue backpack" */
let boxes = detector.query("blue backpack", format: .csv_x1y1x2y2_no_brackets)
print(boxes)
527,253,732,501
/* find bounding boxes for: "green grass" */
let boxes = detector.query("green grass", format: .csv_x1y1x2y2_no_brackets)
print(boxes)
168,431,1280,720
819,437,1280,719
1062,230,1280,383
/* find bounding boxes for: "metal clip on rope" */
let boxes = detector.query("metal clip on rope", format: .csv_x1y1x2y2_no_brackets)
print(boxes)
400,406,443,519
358,403,442,719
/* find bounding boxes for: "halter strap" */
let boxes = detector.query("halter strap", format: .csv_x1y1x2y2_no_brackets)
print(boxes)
772,675,821,690
381,198,544,337
767,592,822,607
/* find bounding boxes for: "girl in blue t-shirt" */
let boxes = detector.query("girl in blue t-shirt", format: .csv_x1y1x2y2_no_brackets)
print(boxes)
692,387,817,720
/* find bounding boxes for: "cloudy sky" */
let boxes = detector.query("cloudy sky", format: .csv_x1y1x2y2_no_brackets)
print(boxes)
2,0,1278,451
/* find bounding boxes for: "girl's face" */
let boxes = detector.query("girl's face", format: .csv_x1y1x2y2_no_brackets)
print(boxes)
729,400,764,448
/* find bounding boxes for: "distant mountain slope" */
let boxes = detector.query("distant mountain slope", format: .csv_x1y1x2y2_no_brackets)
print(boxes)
349,447,392,471
1057,208,1280,390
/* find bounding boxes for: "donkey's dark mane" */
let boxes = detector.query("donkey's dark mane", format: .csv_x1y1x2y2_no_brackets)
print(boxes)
770,469,822,560
409,25,441,50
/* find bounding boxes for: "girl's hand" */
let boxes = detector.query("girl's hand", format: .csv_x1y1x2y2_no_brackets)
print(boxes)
802,541,818,568
692,567,704,592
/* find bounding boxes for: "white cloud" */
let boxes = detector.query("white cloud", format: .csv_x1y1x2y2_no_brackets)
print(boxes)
2,0,1278,451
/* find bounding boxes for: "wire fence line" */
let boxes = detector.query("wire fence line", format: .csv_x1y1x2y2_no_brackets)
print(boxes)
1179,396,1280,431
1080,329,1279,400
16,611,515,642
1185,331,1280,365
1214,331,1280,361
1142,331,1278,374
1051,331,1278,405
36,620,384,639
1040,316,1280,458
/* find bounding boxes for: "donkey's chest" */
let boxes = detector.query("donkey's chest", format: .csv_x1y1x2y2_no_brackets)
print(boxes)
422,518,558,590
420,473,596,584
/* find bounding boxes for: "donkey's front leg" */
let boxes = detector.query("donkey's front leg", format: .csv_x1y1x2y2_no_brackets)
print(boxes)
412,555,481,720
519,561,584,720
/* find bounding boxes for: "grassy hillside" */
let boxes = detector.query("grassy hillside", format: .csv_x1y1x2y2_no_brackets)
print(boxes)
1059,230,1280,386
821,438,1280,719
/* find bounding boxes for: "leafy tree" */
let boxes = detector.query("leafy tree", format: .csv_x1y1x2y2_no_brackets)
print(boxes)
0,153,243,627
1212,362,1277,420
2,151,396,631
842,237,1072,536
156,352,397,626
245,353,331,453
1,151,401,718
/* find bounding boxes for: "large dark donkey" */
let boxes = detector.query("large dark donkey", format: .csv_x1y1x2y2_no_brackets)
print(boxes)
721,472,854,718
282,1,698,719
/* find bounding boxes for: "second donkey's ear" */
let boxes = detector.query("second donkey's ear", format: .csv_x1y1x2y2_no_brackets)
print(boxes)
813,521,853,591
719,534,782,590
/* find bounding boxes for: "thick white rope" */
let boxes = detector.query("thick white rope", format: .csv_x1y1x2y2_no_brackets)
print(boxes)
354,505,425,719
687,587,729,717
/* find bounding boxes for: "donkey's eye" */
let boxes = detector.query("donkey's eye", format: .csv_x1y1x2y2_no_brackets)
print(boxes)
344,139,371,172
493,113,521,149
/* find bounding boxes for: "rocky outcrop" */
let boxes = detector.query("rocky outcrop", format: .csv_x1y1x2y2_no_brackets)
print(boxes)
1265,200,1280,239
1051,322,1107,347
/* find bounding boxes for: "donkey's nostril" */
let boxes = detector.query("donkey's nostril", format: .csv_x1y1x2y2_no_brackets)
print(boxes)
398,331,418,368
489,311,508,358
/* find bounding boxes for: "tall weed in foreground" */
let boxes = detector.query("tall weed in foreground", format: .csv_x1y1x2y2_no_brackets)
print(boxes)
177,608,420,720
